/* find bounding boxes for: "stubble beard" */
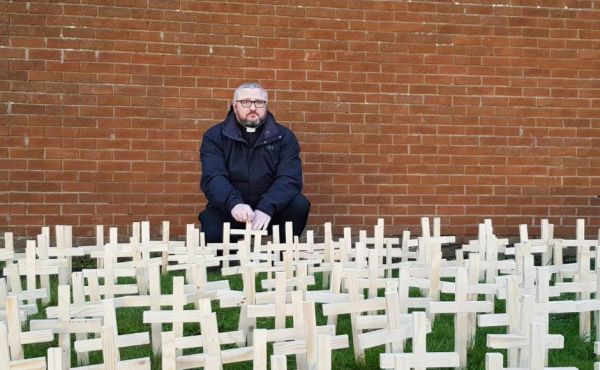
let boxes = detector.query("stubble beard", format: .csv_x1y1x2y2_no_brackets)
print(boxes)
238,112,265,128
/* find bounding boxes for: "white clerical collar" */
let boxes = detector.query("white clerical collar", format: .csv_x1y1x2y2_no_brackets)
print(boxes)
245,127,257,133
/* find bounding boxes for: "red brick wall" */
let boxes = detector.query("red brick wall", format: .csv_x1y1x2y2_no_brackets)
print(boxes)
2,0,599,241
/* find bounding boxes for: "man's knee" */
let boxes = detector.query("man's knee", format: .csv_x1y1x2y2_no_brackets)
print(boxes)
199,209,224,243
275,193,310,236
287,193,310,216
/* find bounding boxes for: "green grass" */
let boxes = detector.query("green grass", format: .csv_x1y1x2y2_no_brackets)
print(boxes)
17,270,597,369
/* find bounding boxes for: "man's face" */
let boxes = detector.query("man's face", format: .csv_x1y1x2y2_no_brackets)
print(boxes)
233,88,268,128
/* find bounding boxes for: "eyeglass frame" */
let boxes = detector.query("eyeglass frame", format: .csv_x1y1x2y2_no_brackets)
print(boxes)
235,99,267,108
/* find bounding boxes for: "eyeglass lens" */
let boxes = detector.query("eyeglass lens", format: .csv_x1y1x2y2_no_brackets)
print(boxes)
239,100,265,108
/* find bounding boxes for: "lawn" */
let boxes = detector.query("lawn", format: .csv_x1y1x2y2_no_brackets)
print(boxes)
17,266,597,369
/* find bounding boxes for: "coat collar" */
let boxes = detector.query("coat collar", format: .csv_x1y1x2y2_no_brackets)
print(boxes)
222,107,281,146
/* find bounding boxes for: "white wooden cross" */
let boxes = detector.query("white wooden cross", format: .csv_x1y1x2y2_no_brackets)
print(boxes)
134,220,172,275
260,255,315,294
409,250,444,309
505,224,553,274
52,225,77,285
147,297,253,369
428,267,494,368
460,221,514,301
5,240,65,306
0,232,18,265
81,249,140,300
321,268,379,362
478,274,522,367
142,273,214,355
237,263,302,344
3,296,53,361
36,229,54,304
485,267,597,368
357,218,401,276
248,266,314,329
167,224,220,281
160,327,268,370
357,288,431,355
416,217,456,267
317,222,339,289
485,322,577,370
210,221,269,270
246,275,306,359
271,300,348,370
548,247,596,339
29,285,103,367
229,222,269,252
322,261,439,361
0,320,46,370
379,311,460,370
1,266,46,318
60,265,197,357
304,262,349,327
552,219,599,282
73,299,151,369
263,222,295,261
254,285,307,363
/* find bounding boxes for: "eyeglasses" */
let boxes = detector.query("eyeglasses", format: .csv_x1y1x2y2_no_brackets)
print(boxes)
236,99,266,108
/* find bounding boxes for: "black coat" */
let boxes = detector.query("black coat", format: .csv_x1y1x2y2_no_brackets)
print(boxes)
200,108,303,217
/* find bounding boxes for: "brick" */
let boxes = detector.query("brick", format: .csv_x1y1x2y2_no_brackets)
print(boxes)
0,2,598,239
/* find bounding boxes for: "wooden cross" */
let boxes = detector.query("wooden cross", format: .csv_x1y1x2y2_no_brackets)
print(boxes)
416,217,456,267
485,322,577,370
321,268,381,362
214,222,269,270
428,267,494,368
141,273,210,355
0,278,28,322
271,300,348,370
357,218,401,275
167,224,219,281
236,259,309,344
1,266,47,318
478,275,522,367
379,311,460,370
3,296,53,361
552,219,599,282
0,232,19,265
505,224,553,274
322,263,436,362
318,222,338,289
61,265,197,357
29,285,103,367
73,299,151,369
82,243,140,300
53,225,77,285
486,267,600,367
548,247,596,338
357,288,431,354
160,326,268,370
304,262,349,327
5,240,66,306
251,287,309,366
0,320,46,370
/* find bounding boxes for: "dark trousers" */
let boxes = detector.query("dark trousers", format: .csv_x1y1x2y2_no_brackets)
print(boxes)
199,193,310,244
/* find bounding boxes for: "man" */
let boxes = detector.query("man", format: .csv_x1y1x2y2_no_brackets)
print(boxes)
198,82,310,243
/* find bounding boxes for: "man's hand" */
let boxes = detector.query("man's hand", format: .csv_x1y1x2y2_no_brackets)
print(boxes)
231,204,254,223
251,210,271,231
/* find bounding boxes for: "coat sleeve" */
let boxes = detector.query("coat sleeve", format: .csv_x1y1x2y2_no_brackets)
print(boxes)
200,132,244,212
254,131,303,216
